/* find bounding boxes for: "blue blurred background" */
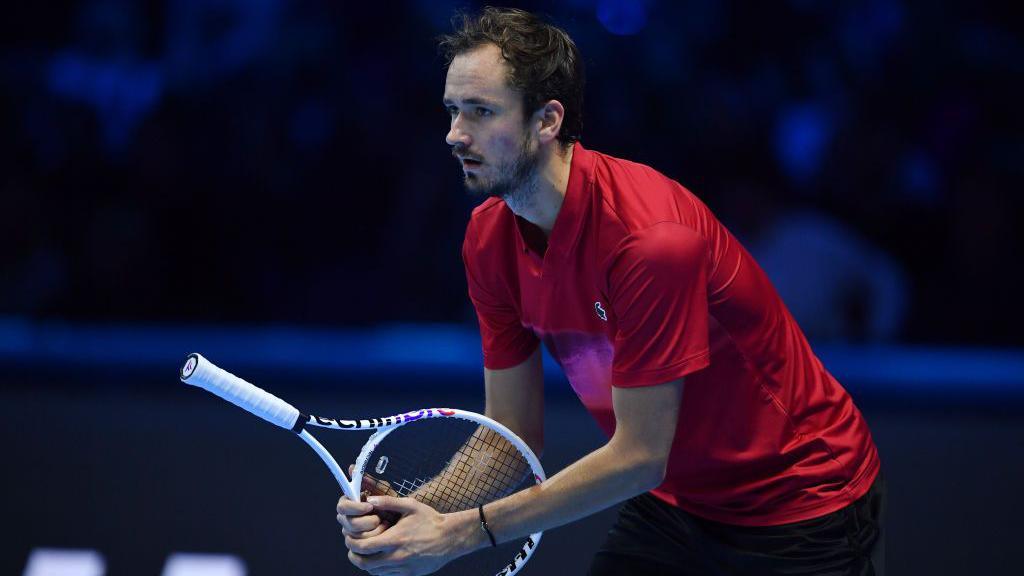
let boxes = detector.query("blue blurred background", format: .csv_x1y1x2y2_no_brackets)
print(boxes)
2,1,1022,575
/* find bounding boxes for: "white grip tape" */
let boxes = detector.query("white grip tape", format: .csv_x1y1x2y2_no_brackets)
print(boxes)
180,353,302,431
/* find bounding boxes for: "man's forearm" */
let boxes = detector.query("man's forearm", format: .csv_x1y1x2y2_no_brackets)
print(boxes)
345,380,683,573
408,425,531,512
447,434,666,554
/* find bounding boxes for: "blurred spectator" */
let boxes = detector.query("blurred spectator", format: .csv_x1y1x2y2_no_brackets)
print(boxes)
751,210,908,343
46,0,163,155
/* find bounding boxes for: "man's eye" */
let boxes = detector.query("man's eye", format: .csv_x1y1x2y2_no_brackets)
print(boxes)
446,106,458,116
475,107,492,117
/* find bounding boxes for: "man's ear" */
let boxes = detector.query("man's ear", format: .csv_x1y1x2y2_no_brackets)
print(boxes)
534,100,565,145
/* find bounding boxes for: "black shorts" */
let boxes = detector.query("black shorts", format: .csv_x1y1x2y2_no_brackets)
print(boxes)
589,474,886,576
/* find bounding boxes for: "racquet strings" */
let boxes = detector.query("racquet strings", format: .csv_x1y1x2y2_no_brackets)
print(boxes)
365,418,532,510
362,417,536,573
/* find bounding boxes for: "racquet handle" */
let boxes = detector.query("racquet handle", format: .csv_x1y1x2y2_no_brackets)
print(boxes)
180,353,303,431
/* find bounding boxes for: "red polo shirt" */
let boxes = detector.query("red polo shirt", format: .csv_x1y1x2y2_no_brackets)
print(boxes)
462,143,880,526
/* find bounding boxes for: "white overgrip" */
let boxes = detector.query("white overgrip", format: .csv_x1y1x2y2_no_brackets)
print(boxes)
180,353,303,431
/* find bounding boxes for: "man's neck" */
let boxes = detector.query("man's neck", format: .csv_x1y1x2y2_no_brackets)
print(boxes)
504,143,574,236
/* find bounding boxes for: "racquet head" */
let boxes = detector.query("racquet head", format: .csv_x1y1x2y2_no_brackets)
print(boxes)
353,412,544,576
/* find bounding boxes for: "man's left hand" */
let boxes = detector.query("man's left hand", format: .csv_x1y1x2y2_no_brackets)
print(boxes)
344,496,473,576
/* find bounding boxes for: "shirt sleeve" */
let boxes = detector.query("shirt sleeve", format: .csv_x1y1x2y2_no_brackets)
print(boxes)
606,222,711,387
463,223,539,370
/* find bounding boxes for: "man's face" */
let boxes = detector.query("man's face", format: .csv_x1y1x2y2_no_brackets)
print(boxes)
443,44,540,200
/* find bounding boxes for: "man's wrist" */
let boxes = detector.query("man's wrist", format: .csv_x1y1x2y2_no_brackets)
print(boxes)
448,508,492,555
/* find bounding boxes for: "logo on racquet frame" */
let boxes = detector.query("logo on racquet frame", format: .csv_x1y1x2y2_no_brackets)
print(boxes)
497,536,536,576
313,408,459,430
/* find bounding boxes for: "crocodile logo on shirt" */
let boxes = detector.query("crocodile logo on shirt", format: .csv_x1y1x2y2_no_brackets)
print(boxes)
594,301,608,321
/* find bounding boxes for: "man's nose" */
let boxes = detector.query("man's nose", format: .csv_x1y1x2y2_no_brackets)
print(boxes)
446,114,471,148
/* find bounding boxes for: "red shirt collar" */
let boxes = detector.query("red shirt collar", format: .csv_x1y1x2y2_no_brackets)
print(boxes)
540,142,595,278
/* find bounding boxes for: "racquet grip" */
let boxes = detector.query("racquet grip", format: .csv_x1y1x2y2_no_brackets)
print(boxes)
180,353,303,431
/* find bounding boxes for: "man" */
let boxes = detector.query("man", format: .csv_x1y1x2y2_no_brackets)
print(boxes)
337,8,884,575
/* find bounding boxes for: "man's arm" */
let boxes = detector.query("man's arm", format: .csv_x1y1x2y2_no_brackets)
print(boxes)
471,376,682,539
484,345,545,456
345,377,684,574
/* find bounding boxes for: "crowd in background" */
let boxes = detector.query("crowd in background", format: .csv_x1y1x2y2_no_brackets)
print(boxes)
2,0,1020,345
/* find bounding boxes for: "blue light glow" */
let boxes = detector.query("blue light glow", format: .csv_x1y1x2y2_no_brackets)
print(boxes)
1,319,1021,397
597,0,648,36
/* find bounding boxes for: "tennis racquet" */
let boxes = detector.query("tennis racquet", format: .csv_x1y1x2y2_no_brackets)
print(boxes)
179,353,545,576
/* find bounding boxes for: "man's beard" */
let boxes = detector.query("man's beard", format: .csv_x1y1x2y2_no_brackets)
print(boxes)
460,135,541,208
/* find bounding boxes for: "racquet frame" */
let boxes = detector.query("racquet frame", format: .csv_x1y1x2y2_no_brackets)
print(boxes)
180,353,545,576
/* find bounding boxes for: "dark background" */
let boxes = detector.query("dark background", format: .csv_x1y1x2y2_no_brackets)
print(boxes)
2,1,1023,575
3,0,1022,343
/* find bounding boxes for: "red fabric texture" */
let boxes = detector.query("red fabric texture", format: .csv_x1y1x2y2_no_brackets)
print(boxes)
462,143,880,526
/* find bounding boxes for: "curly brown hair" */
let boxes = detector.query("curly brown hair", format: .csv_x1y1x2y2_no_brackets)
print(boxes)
438,7,584,146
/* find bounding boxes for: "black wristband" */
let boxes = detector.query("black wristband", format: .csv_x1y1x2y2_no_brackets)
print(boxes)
478,504,497,548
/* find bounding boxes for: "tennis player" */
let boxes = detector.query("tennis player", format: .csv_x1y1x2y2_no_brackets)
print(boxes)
337,8,885,575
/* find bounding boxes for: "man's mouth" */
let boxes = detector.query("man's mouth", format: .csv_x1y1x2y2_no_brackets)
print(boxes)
460,157,483,169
